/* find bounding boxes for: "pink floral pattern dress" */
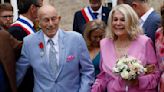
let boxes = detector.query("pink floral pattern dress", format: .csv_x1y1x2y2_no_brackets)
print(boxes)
155,27,164,92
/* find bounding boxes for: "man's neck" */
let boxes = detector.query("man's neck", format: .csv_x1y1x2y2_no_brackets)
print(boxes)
21,14,32,22
139,4,150,17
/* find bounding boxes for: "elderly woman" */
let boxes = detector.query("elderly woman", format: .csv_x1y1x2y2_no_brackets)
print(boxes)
91,4,160,92
84,19,106,76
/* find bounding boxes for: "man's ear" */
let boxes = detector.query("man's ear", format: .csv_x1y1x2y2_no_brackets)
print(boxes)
30,4,36,14
58,16,61,21
131,2,138,9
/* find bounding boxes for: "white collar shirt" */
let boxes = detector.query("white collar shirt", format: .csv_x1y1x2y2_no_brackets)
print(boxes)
44,30,59,65
89,5,102,20
19,15,34,27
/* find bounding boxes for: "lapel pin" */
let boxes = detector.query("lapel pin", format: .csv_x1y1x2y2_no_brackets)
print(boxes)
103,13,105,16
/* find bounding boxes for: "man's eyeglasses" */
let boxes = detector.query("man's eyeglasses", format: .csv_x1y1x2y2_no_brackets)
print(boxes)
0,15,13,18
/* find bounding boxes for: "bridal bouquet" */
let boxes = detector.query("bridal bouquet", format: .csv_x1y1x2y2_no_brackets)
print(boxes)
113,55,147,80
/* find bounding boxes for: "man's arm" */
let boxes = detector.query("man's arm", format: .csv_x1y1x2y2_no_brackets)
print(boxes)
78,35,95,92
16,38,30,86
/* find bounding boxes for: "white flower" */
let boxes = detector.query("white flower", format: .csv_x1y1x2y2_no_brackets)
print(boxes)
113,67,120,73
113,55,146,80
121,70,129,80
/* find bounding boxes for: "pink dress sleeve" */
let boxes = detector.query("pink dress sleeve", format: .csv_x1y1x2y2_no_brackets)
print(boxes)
138,39,160,90
91,72,108,92
91,54,111,92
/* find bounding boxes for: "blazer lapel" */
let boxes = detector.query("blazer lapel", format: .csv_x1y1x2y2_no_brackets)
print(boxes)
142,11,155,33
55,29,66,79
36,31,52,76
101,7,108,24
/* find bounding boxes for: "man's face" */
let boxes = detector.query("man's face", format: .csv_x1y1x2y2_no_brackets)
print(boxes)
89,0,102,11
131,1,142,17
30,0,43,22
117,0,125,4
0,10,13,28
39,9,61,38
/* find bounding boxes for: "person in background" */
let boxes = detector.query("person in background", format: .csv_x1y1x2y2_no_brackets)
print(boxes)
84,19,106,76
117,0,125,4
8,0,43,92
33,0,44,31
16,4,95,92
123,0,161,44
0,3,22,92
0,26,21,92
9,0,42,41
91,4,159,92
73,0,111,34
0,3,13,30
155,4,164,92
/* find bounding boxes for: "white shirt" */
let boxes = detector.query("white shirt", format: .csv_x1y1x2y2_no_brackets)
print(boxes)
89,6,102,20
139,8,154,27
44,30,59,65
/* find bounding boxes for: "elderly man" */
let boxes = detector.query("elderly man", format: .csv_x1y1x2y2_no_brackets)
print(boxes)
73,0,111,34
0,3,13,30
16,4,95,92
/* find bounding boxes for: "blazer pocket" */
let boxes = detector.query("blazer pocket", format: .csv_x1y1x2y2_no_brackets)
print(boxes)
66,55,75,62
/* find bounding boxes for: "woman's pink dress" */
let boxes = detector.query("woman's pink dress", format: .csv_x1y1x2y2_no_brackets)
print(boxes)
92,35,160,92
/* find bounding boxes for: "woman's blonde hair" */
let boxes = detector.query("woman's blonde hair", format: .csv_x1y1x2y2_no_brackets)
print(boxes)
84,19,106,50
106,4,143,40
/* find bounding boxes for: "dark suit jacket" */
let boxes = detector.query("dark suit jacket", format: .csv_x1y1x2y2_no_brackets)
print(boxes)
0,27,21,92
8,22,34,92
142,11,161,44
73,6,111,34
8,26,27,41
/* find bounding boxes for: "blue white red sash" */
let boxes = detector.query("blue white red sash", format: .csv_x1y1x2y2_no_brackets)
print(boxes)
81,7,97,23
11,17,35,35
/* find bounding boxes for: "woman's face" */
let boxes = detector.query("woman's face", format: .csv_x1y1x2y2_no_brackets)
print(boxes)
112,11,127,37
90,29,104,47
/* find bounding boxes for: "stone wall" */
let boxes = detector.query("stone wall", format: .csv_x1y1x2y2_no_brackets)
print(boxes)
44,0,89,31
44,0,163,31
149,0,164,11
